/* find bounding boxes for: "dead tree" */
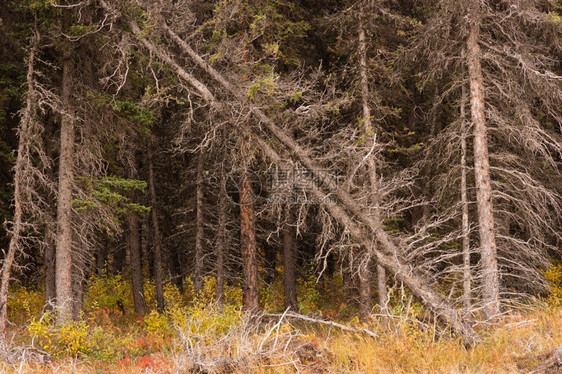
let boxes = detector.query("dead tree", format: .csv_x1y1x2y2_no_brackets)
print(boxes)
0,29,42,332
466,0,500,319
55,34,76,324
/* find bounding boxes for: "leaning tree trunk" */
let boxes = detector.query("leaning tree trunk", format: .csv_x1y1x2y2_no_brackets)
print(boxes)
466,1,500,319
193,149,205,294
0,30,40,332
148,141,165,312
282,206,297,310
55,41,76,325
240,139,259,312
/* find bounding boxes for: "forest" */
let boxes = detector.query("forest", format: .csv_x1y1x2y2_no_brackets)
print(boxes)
0,0,561,372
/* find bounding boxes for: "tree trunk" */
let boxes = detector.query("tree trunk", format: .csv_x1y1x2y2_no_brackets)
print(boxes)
282,206,297,310
216,163,227,308
71,237,85,320
44,241,57,310
466,1,500,319
358,12,383,317
112,234,126,275
376,264,388,313
193,149,205,294
358,258,372,319
240,140,259,312
263,242,277,285
0,30,40,332
55,41,75,325
129,210,146,316
148,141,165,312
460,52,472,312
96,238,108,276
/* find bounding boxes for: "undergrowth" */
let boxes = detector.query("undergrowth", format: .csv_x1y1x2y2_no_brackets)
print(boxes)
0,266,560,373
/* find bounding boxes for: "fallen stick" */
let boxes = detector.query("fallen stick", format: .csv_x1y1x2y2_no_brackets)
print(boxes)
265,311,378,338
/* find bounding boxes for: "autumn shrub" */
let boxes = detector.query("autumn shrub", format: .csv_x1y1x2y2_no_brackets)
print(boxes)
544,263,562,306
83,274,133,315
27,312,90,357
7,285,44,325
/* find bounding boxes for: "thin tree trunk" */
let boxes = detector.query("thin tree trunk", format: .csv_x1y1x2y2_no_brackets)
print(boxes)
71,236,85,320
193,150,205,294
466,1,500,319
376,264,388,313
128,164,146,316
55,39,75,325
112,234,126,275
282,206,297,310
0,30,40,332
216,163,227,308
460,50,472,312
263,242,276,285
358,12,383,317
148,141,165,312
358,259,372,319
240,140,259,312
96,238,108,276
44,241,57,310
129,211,146,315
129,214,146,315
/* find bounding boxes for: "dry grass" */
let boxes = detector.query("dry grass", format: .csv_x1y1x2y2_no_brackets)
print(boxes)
0,305,560,373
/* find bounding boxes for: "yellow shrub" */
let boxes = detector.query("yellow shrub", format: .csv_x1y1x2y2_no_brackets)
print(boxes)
84,274,132,314
545,263,562,306
7,286,44,324
144,310,171,338
27,312,90,357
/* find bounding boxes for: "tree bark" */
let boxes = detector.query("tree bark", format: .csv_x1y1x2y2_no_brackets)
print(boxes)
96,238,108,276
240,140,259,312
216,163,227,308
129,209,146,316
193,149,205,294
148,141,165,312
460,51,472,312
0,30,40,332
71,236,85,320
466,1,500,319
44,241,57,310
55,39,76,325
282,206,297,310
358,11,385,317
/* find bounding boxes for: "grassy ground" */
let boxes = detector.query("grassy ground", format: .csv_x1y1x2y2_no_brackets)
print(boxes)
0,275,560,373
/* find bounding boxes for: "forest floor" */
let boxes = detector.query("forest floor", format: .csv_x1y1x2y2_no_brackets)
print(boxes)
0,276,560,373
